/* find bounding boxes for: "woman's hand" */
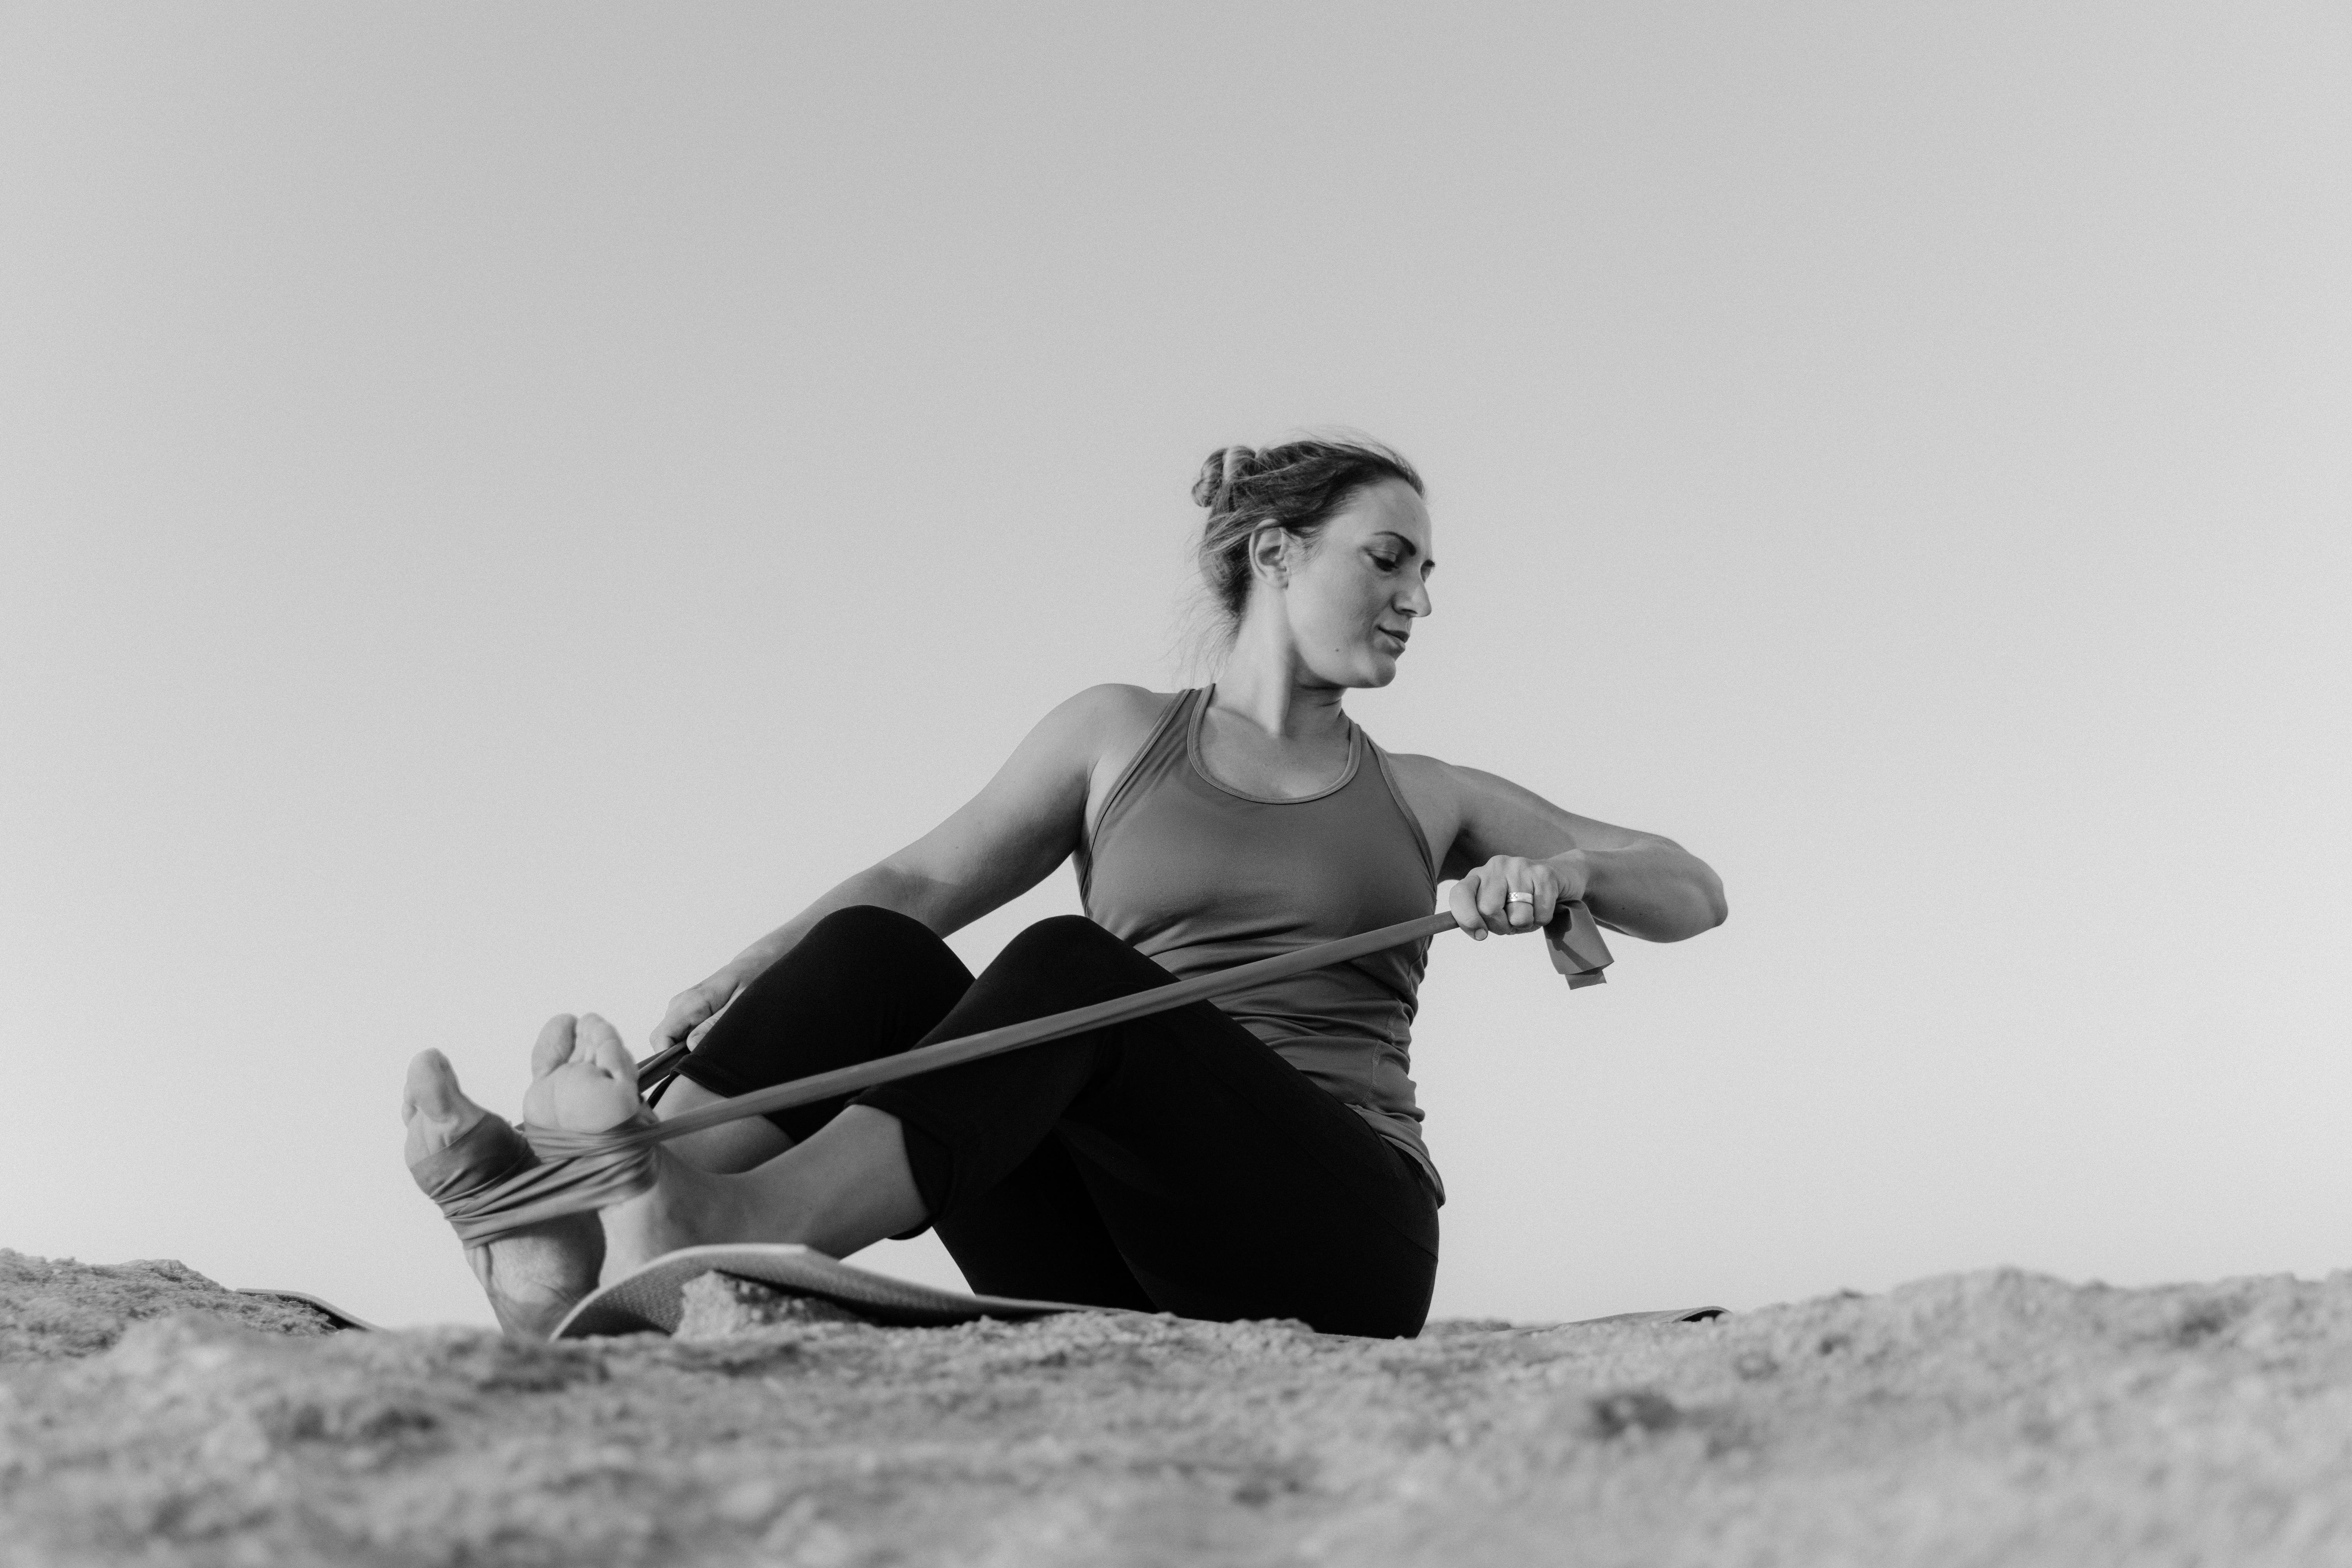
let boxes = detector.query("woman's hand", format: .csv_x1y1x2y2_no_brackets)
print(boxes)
1449,852,1590,940
650,969,748,1057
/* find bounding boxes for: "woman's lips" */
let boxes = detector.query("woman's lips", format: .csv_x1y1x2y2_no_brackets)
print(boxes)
1376,628,1410,653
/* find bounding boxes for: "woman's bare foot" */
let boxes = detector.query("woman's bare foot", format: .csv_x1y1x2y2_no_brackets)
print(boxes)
510,1014,925,1279
403,1022,608,1339
516,1012,730,1286
410,1012,931,1327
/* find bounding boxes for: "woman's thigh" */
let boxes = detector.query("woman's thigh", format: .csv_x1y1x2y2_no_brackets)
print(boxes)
1062,1005,1439,1338
677,905,974,1145
933,1136,1157,1312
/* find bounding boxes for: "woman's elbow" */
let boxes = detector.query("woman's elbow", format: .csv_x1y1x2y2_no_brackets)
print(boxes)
1659,866,1727,942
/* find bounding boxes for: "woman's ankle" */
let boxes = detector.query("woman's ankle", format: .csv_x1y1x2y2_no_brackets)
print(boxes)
597,1151,719,1278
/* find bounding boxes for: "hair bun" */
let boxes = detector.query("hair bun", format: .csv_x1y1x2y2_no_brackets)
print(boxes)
1191,445,1258,508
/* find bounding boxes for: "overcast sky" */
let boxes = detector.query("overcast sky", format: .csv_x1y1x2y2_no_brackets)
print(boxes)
4,4,2347,1329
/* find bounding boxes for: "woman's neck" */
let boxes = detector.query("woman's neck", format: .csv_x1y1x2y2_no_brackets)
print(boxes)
1210,622,1348,742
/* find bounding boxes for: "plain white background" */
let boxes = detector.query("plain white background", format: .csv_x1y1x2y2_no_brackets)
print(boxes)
4,5,2347,1329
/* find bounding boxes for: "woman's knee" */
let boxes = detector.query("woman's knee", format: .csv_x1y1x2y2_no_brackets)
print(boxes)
991,916,1161,991
740,905,964,1009
801,904,938,956
946,918,1165,1032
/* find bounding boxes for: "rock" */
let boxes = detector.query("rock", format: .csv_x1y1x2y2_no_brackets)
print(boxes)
0,1249,343,1363
673,1270,874,1338
5,1252,2352,1565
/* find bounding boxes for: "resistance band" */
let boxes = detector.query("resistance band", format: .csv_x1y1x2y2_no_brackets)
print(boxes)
427,904,1612,1244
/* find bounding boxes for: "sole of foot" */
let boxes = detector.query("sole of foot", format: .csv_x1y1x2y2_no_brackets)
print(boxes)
519,1013,717,1286
402,1016,628,1340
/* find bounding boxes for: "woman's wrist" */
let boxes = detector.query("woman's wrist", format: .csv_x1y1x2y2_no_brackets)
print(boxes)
1544,848,1594,904
1548,842,1728,941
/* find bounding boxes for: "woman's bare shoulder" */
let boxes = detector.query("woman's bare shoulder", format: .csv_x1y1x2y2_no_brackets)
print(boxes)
1380,751,1579,826
1045,685,1186,821
1051,682,1183,761
1062,682,1182,724
1006,683,1182,769
1376,747,1466,800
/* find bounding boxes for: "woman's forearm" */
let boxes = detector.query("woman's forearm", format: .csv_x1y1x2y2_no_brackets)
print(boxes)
1554,842,1727,943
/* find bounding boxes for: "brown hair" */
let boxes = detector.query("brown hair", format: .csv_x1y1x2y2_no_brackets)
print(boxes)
1191,435,1424,634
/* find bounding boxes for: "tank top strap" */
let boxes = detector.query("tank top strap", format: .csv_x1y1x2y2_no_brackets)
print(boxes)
1363,736,1443,884
1083,687,1202,849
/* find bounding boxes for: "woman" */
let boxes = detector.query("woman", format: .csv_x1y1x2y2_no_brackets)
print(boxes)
403,436,1726,1340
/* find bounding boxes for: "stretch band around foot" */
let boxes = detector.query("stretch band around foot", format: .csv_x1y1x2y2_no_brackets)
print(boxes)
416,907,1611,1246
414,1110,664,1246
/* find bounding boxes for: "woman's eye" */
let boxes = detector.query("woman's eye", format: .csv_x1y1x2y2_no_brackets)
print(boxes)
1370,555,1399,571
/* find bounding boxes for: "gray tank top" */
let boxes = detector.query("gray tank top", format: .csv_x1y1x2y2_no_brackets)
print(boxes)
1076,687,1445,1198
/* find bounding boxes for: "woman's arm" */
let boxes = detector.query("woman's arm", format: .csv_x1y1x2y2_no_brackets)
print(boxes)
649,685,1163,1053
1411,760,1726,945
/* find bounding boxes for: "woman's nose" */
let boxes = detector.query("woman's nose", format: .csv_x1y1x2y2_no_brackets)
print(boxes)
1399,576,1432,618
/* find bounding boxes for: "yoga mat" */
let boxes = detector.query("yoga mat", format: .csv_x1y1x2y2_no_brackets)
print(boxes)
553,1243,1075,1338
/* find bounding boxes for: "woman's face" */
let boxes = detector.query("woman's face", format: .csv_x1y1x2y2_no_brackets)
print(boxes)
1268,477,1435,688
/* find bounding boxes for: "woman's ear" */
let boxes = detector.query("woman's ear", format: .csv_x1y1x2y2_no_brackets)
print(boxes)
1247,525,1290,588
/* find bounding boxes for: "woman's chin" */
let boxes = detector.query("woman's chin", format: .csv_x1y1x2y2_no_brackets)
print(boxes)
1305,649,1402,690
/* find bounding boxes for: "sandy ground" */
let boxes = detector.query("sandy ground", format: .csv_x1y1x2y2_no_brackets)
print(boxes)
6,1249,2352,1567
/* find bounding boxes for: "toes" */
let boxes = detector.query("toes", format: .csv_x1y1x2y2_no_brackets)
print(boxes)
578,1013,636,1081
531,1014,580,1081
404,1049,467,1123
402,1049,488,1160
518,1014,644,1133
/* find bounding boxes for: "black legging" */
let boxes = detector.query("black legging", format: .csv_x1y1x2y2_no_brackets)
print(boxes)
673,906,1439,1338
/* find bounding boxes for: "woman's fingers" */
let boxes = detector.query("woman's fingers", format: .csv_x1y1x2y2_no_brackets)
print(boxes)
1452,859,1546,938
1453,858,1573,938
1478,865,1512,931
651,989,711,1053
1527,862,1561,929
1491,857,1539,933
1448,871,1490,939
657,979,744,1053
1500,858,1560,933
